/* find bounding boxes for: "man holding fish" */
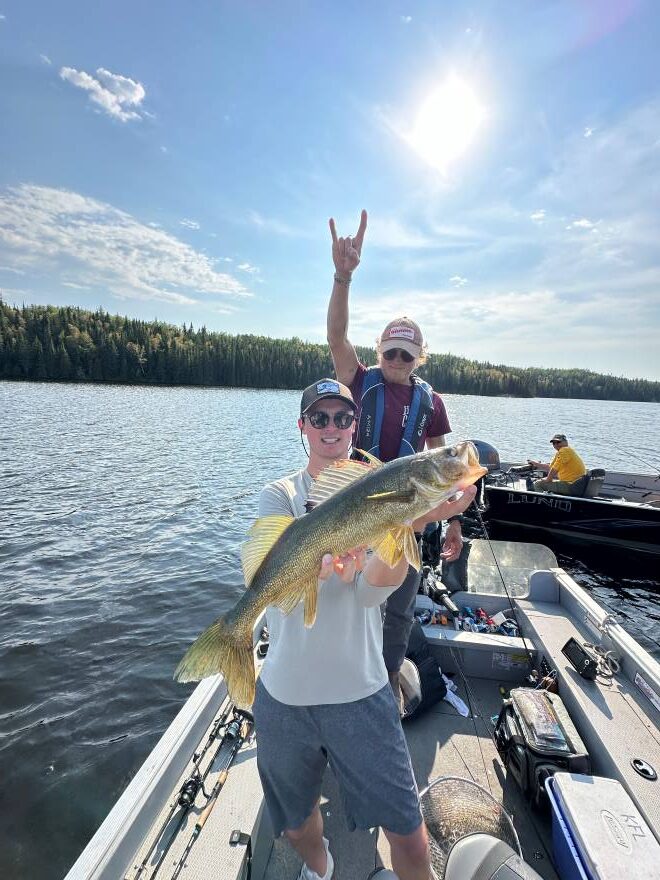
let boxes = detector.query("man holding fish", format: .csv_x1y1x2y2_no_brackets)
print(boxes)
176,378,484,879
327,209,471,710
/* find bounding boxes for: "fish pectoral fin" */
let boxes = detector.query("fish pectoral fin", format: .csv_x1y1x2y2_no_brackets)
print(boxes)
308,459,375,507
303,577,318,628
354,449,384,467
241,515,295,587
403,526,421,570
366,489,416,503
372,525,419,570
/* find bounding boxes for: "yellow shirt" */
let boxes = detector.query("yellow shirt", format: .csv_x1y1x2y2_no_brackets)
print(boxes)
550,447,587,483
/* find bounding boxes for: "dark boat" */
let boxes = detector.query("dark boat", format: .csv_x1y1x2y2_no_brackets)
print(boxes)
473,441,660,558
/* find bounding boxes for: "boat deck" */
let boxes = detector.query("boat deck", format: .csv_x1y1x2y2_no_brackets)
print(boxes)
265,674,558,879
122,673,558,880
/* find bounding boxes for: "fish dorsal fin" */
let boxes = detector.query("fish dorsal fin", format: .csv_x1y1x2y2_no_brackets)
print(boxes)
354,449,384,467
241,515,295,587
308,459,375,508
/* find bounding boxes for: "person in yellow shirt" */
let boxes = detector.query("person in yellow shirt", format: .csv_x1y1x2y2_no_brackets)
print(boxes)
528,433,587,495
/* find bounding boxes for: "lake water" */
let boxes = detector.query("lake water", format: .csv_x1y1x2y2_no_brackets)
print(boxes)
1,381,658,879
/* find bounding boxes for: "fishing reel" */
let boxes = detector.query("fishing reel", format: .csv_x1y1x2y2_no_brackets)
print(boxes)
422,565,460,615
177,775,202,809
225,707,254,740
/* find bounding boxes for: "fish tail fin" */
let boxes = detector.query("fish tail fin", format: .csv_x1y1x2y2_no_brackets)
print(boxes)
174,615,256,707
372,524,420,570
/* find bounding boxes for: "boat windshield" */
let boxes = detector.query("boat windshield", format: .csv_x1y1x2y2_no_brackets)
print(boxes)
443,539,558,597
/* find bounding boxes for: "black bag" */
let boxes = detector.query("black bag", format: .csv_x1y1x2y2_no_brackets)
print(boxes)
495,688,590,808
400,620,447,720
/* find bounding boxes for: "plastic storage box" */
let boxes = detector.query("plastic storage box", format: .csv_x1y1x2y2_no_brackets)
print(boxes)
545,773,660,880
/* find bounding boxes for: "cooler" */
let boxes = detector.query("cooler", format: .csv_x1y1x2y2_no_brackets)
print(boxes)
545,773,660,880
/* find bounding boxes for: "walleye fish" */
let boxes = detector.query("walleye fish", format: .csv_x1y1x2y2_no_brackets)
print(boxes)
175,441,486,705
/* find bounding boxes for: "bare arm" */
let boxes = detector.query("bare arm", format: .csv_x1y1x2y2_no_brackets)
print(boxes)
327,210,368,386
527,459,550,472
426,434,446,450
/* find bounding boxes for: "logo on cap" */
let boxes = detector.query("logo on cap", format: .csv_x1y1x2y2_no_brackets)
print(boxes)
386,326,416,342
316,381,340,394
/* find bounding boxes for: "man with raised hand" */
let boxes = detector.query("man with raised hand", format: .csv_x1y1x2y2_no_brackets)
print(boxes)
326,210,474,710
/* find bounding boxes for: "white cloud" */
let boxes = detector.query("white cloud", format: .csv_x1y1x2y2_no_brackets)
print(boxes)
62,281,90,289
237,262,259,274
0,265,25,274
180,218,200,230
160,145,168,153
59,66,146,122
530,209,546,222
0,184,249,306
400,15,412,24
449,275,467,287
347,283,658,376
584,127,594,138
40,54,52,65
0,14,5,20
566,217,594,229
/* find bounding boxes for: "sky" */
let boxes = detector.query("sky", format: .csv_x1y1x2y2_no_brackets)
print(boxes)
1,0,659,380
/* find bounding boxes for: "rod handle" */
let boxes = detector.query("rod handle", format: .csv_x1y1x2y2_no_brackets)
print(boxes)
196,769,228,829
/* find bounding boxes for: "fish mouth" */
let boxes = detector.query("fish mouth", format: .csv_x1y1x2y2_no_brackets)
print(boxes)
455,440,488,487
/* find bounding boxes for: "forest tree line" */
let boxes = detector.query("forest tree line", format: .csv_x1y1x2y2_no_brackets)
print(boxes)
1,301,658,402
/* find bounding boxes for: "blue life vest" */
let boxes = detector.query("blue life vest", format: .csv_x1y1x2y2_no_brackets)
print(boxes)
355,367,435,459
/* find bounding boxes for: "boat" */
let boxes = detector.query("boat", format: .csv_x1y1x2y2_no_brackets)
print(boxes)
63,539,660,880
472,441,660,558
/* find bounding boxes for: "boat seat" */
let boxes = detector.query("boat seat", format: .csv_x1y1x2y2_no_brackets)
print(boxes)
516,593,660,840
569,467,606,498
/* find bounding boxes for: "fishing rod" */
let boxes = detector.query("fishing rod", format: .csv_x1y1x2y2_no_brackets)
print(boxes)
169,707,254,880
132,698,234,880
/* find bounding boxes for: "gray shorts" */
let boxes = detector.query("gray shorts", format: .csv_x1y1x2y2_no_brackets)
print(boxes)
253,678,422,837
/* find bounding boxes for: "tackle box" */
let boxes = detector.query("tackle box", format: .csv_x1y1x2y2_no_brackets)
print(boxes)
545,773,660,880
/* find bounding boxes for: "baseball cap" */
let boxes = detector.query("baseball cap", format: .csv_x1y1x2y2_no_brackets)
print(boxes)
300,379,355,415
550,433,567,443
379,317,423,358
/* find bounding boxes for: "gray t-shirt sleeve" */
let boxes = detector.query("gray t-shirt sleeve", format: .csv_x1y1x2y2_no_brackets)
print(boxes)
354,571,401,607
258,481,294,518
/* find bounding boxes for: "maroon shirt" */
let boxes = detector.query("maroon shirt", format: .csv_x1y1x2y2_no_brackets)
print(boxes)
349,363,451,463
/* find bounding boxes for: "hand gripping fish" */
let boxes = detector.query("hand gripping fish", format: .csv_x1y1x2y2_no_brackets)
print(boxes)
175,441,486,705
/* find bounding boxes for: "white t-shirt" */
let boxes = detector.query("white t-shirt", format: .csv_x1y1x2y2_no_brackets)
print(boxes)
257,468,400,706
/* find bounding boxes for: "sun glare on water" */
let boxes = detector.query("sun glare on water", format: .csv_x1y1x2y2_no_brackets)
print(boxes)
407,75,485,173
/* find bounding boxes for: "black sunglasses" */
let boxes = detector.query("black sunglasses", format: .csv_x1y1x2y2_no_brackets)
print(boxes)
305,410,355,430
382,348,415,363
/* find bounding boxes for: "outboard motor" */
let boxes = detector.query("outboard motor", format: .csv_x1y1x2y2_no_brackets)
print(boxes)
470,439,501,472
369,836,544,879
445,834,543,879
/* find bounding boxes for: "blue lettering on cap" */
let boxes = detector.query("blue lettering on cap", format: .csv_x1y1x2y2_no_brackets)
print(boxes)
317,381,340,394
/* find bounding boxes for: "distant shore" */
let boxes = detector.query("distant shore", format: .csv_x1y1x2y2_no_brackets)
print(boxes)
2,302,659,403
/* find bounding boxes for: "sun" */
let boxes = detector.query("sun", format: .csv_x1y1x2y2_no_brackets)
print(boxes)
407,75,485,173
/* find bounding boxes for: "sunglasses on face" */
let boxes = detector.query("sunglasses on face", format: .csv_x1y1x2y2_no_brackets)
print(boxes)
382,348,415,363
305,410,356,430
